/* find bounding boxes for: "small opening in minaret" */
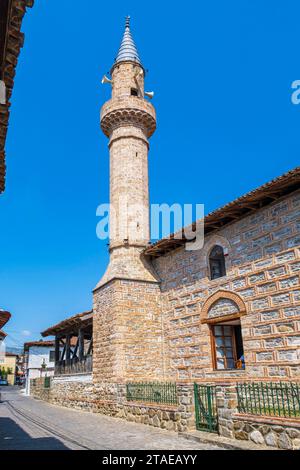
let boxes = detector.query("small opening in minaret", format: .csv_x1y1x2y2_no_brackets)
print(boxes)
131,88,138,96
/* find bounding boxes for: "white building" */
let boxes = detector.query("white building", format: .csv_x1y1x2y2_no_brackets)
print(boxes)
24,341,55,395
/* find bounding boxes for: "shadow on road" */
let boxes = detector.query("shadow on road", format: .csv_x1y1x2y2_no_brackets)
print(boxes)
0,417,69,450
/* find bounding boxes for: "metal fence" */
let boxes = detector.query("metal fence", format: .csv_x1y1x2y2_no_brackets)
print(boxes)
237,382,300,419
126,382,178,405
194,384,218,433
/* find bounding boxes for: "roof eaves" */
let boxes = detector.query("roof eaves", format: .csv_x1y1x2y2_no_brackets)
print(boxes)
144,167,300,257
0,0,34,193
41,310,93,337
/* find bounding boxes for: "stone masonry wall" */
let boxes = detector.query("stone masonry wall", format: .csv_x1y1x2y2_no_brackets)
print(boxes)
215,383,300,450
93,279,165,383
30,377,194,433
30,376,300,449
152,190,300,381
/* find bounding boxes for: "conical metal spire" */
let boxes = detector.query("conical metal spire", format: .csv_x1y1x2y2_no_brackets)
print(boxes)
114,16,142,66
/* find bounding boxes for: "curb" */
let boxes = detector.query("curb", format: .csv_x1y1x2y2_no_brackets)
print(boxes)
179,431,277,451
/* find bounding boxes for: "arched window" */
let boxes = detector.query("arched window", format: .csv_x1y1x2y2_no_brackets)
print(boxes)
200,291,246,371
209,245,226,280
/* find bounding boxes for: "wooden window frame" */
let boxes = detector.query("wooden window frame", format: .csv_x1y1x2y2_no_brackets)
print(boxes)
210,323,238,371
49,350,55,363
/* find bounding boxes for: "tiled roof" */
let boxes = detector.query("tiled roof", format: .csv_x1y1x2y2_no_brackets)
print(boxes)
144,166,300,257
24,341,54,351
41,310,93,337
0,0,34,193
0,309,11,329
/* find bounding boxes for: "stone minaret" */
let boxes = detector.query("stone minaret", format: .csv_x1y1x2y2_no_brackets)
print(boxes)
97,17,158,288
93,18,164,383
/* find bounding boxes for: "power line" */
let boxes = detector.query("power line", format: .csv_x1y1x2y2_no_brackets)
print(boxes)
3,332,24,347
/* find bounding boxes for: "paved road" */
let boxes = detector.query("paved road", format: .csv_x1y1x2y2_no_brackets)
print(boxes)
0,387,223,450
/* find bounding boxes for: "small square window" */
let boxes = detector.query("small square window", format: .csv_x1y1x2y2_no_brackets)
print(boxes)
131,88,138,96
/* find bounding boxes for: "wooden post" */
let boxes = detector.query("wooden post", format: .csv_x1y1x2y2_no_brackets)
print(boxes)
78,329,84,361
87,338,93,356
55,336,60,363
66,335,71,363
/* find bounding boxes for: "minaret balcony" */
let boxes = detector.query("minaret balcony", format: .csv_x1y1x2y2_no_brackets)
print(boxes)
100,96,156,138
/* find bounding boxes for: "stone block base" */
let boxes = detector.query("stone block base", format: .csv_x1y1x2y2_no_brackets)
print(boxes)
30,377,195,433
232,415,300,450
30,377,300,449
216,382,300,450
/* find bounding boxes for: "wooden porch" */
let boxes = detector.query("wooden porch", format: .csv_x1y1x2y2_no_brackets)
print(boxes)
42,310,93,377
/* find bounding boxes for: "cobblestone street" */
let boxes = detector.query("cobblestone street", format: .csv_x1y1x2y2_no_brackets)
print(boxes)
0,387,224,450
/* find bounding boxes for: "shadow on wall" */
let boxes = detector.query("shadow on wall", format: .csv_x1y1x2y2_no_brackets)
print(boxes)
0,417,70,450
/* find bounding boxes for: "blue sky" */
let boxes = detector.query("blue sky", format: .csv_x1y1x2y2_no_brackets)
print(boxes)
1,0,299,348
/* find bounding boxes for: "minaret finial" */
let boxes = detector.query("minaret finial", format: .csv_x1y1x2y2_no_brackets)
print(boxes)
113,16,143,68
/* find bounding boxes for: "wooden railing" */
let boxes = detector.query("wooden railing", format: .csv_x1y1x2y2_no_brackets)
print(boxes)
54,356,92,376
